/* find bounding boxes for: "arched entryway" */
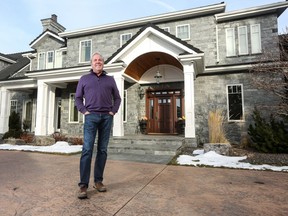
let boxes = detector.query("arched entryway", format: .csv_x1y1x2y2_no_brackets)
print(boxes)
125,51,185,135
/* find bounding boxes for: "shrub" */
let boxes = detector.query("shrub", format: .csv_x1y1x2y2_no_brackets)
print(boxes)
52,132,67,142
248,108,288,153
2,111,22,139
20,133,35,143
69,137,84,145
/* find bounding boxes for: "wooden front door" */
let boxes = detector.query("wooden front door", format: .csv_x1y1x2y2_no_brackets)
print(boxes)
146,90,183,134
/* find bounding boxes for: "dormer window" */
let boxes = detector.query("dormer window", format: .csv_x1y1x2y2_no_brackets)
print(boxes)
38,52,46,70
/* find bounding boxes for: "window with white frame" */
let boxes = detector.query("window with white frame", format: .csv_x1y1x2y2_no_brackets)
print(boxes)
238,26,248,55
226,28,236,57
251,24,262,54
46,51,54,69
176,24,190,40
227,84,244,121
69,93,79,123
55,50,63,68
10,100,18,114
120,33,132,47
38,52,46,70
79,40,92,63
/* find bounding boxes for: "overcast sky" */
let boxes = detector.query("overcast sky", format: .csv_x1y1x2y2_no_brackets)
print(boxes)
1,0,287,54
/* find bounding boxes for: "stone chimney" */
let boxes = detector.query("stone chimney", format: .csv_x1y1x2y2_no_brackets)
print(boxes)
41,14,66,33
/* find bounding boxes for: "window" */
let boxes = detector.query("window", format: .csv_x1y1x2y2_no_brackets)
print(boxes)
120,33,132,47
55,50,63,68
251,24,261,54
79,40,92,63
10,100,18,114
69,93,79,123
176,24,190,40
226,28,236,56
46,51,54,69
38,52,46,70
238,26,248,55
227,84,244,121
162,27,170,32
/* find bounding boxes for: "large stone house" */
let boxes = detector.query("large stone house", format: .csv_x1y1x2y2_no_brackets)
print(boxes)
0,1,287,147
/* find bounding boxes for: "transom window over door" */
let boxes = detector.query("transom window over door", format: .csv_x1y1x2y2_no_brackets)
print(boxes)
79,40,92,63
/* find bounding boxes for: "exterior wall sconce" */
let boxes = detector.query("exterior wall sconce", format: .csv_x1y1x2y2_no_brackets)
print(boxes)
154,57,162,84
138,86,145,99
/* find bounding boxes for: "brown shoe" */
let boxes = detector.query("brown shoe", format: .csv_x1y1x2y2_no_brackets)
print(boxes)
93,182,107,192
78,186,88,199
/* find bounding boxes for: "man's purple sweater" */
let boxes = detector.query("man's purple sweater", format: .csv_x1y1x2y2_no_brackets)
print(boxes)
75,70,121,114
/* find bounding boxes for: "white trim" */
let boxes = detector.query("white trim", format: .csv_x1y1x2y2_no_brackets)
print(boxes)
79,39,92,63
120,33,132,47
60,3,225,38
176,24,190,41
215,1,288,22
226,84,245,122
30,31,65,48
238,26,248,55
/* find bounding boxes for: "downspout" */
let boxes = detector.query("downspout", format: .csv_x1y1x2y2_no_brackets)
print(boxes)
216,24,220,63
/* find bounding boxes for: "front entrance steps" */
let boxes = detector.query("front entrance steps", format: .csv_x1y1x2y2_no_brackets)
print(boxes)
107,135,185,164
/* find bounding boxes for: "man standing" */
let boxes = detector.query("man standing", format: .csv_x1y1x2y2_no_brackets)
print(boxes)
75,52,121,199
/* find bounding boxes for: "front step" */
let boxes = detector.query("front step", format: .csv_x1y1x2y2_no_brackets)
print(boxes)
108,135,184,156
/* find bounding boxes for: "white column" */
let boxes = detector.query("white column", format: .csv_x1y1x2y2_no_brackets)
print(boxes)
113,72,124,137
47,86,56,134
0,87,10,133
183,62,196,138
35,81,50,136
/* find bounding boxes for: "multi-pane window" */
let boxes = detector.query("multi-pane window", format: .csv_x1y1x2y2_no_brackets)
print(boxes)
226,24,261,57
79,40,92,63
251,24,261,54
69,93,79,123
38,52,46,70
238,26,248,55
46,51,54,69
10,100,18,114
226,28,236,56
176,24,190,40
227,84,244,121
55,50,63,68
120,33,132,47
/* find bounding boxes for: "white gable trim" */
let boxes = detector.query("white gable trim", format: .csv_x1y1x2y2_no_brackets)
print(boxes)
107,26,199,65
30,31,65,49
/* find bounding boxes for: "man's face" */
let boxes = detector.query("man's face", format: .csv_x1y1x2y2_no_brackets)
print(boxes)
91,54,104,75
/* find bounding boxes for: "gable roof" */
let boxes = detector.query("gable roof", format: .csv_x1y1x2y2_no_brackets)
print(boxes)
30,29,66,49
106,22,203,64
0,51,32,80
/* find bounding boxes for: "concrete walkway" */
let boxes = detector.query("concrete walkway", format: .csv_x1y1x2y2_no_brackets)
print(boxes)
0,151,287,216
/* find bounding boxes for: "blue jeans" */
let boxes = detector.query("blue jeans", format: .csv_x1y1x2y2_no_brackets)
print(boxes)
79,113,113,188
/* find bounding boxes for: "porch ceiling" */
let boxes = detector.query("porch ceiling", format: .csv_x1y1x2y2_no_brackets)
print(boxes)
125,52,183,81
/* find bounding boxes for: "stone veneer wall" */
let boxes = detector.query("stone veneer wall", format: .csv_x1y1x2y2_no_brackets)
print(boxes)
194,72,280,145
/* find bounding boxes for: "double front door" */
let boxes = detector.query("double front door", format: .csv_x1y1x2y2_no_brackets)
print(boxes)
146,90,183,134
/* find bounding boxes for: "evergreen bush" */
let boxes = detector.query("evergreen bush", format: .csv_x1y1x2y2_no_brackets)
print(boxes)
248,108,288,153
2,111,23,139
